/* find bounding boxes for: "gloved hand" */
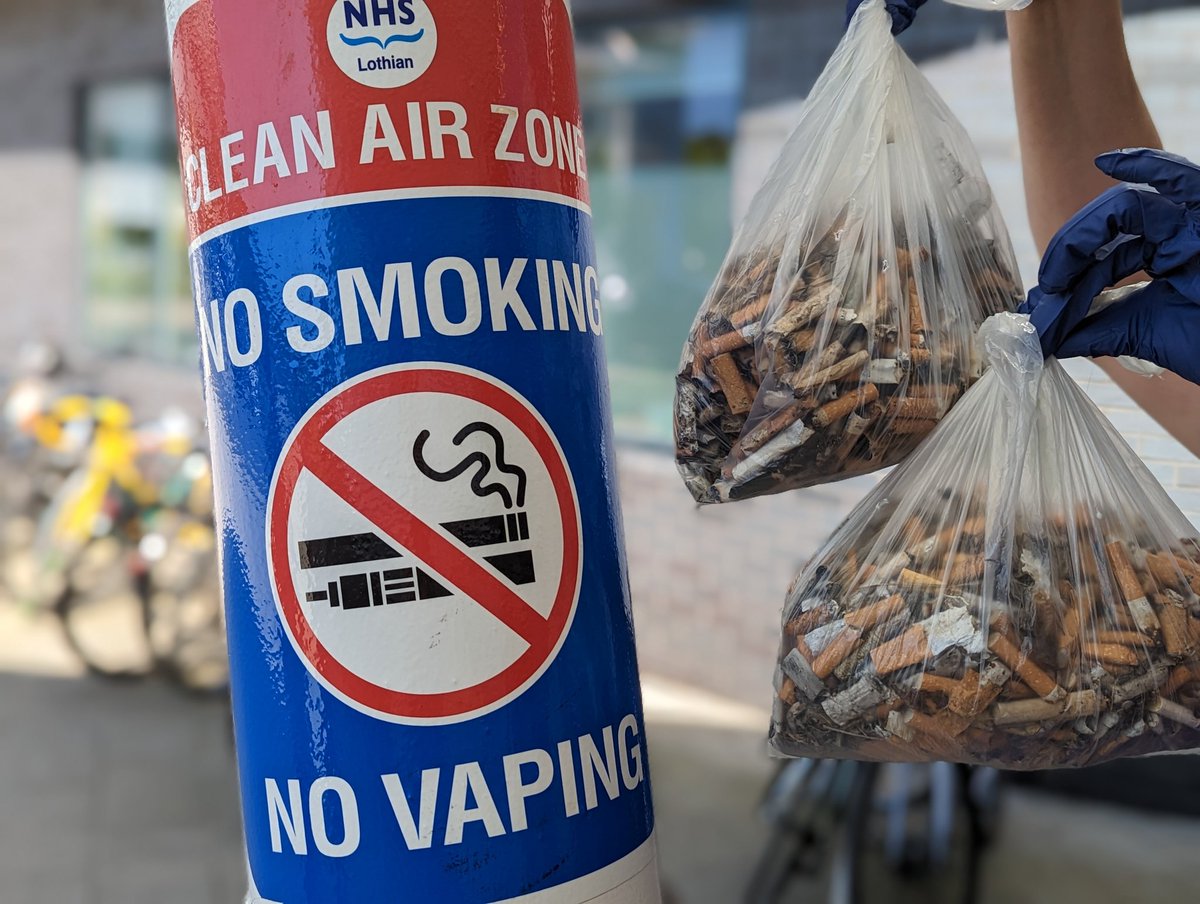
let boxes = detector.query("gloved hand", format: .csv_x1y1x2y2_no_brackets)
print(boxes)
845,0,928,35
1019,148,1200,383
1050,280,1200,383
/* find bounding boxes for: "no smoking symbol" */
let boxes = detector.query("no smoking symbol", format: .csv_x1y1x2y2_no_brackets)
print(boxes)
267,364,582,723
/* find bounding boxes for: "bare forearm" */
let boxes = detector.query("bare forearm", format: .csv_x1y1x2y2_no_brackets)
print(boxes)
1008,1,1200,457
1007,0,1160,250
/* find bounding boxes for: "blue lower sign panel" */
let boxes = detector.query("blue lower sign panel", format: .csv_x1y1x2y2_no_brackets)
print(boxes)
189,193,657,901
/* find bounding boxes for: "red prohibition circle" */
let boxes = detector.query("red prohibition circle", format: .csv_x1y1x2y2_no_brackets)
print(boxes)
267,366,582,721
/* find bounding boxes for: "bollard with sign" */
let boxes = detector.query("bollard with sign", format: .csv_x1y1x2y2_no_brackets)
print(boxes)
163,1,660,900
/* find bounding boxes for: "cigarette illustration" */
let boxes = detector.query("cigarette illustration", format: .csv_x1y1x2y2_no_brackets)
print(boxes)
301,420,536,611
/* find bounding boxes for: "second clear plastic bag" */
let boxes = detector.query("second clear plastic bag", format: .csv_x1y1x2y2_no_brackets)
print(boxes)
769,312,1200,769
674,0,1023,504
943,0,1032,10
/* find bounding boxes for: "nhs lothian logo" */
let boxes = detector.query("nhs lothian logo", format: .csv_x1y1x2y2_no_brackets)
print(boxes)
326,0,438,89
339,30,425,49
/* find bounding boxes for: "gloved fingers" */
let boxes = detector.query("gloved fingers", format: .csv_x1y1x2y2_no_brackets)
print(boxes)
887,0,927,34
1037,186,1190,293
1024,237,1158,355
1054,285,1200,385
1096,148,1200,211
845,0,925,34
1051,285,1156,362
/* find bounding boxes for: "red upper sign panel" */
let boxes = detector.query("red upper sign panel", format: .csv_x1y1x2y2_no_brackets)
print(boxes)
171,0,589,240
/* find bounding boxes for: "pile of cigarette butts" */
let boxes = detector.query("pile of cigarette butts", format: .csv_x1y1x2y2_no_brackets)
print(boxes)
675,226,1022,503
770,505,1200,769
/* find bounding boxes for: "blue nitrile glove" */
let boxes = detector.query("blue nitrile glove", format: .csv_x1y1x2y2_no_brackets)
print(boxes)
1019,148,1200,383
1051,280,1200,384
846,0,929,35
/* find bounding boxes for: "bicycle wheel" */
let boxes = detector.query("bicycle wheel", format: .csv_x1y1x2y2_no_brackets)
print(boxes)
50,535,155,680
140,514,228,693
745,759,873,904
853,762,983,904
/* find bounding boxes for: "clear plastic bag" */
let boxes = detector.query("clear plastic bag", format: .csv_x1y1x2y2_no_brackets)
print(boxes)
769,311,1200,769
674,0,1023,504
943,0,1032,10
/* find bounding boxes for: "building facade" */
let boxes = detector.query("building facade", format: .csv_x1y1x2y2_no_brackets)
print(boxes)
1,0,1197,707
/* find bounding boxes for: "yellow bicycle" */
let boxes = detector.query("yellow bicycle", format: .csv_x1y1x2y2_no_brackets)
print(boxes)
31,397,227,691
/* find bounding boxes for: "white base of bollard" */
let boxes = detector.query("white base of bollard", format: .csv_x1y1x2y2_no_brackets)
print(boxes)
244,833,662,904
497,834,661,903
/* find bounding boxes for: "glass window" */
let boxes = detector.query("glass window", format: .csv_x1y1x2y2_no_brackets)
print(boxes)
79,78,194,365
577,12,747,444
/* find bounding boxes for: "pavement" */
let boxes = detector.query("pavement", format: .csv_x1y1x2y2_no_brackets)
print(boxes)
4,598,1200,904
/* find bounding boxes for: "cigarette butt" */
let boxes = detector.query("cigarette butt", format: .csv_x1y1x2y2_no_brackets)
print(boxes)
907,347,932,367
738,404,809,457
1108,607,1142,633
699,324,757,358
691,323,711,379
821,675,894,726
873,699,903,723
728,419,814,482
915,673,961,698
947,667,1007,718
1112,663,1172,704
730,293,771,328
862,357,902,385
891,397,942,420
988,631,1063,702
946,557,984,586
891,417,940,435
1162,663,1200,697
811,626,864,679
905,382,953,400
786,601,839,637
1106,540,1162,636
786,350,870,391
1000,679,1040,701
835,610,904,683
781,648,825,701
1143,552,1200,597
870,624,929,675
1093,630,1152,647
903,717,969,760
1080,642,1140,668
795,637,814,662
1144,552,1187,592
788,327,819,353
767,290,834,337
794,340,846,384
811,384,880,428
829,402,884,468
907,277,926,334
777,676,797,705
990,689,1102,726
711,353,755,415
844,594,907,631
835,549,860,588
898,568,942,593
1155,594,1195,658
1148,696,1200,731
905,708,971,740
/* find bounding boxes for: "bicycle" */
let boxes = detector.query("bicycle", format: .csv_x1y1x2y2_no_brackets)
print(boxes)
745,757,1001,904
27,397,227,693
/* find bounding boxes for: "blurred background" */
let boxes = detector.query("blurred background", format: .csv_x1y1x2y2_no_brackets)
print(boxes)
2,0,1200,902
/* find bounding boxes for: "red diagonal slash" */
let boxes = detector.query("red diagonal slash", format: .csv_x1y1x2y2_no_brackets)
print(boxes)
300,437,549,647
